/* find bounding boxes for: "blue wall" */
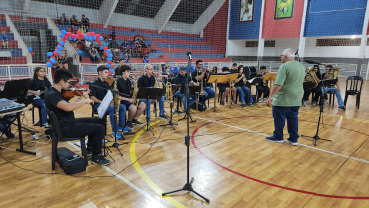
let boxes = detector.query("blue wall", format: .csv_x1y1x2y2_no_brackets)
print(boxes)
228,0,262,40
304,0,367,37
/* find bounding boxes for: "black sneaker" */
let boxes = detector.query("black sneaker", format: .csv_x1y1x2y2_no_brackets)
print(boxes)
86,148,92,157
220,101,225,105
339,106,346,111
266,136,284,143
91,154,110,166
146,117,151,124
159,114,169,120
132,119,143,126
126,121,133,129
231,101,237,105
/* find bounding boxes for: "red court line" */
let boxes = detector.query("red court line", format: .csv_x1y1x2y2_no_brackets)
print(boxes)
191,116,369,199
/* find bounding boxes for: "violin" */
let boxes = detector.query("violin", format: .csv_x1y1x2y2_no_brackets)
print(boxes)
62,88,88,99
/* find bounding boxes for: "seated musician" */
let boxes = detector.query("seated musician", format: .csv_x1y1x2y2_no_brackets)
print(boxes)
138,64,168,124
27,67,52,128
321,65,345,110
44,68,110,165
160,65,174,84
234,66,253,107
218,67,237,106
302,65,322,106
116,65,146,129
172,67,197,111
255,66,270,102
192,60,215,104
89,65,129,140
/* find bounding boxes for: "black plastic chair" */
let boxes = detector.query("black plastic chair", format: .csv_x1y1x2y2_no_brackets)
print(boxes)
47,110,88,170
344,76,363,108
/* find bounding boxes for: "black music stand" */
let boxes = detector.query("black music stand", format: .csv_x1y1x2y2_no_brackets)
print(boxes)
245,77,263,88
160,84,180,130
303,81,316,90
178,85,199,123
136,87,164,135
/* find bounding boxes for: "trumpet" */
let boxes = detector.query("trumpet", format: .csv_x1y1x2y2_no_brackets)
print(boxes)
166,82,173,104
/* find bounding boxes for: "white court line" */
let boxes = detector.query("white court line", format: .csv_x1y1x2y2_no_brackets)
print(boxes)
191,115,369,164
66,141,165,207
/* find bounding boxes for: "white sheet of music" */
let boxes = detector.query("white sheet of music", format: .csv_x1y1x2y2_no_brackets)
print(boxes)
248,78,255,83
97,90,113,119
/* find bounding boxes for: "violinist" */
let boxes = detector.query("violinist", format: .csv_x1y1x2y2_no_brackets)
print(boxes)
44,68,110,165
28,67,51,128
89,65,130,140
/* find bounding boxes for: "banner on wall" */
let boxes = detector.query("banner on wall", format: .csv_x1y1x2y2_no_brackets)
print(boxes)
274,0,294,20
239,0,254,22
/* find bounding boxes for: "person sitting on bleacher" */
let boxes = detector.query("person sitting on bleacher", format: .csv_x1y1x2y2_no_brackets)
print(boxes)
81,14,90,31
28,67,52,128
126,58,131,64
139,36,146,48
109,40,120,57
78,25,86,34
2,31,8,49
131,42,137,58
142,52,149,63
89,43,100,64
60,13,69,25
68,25,76,34
57,50,69,70
123,51,131,61
70,15,79,26
110,27,116,40
114,54,120,63
121,40,130,54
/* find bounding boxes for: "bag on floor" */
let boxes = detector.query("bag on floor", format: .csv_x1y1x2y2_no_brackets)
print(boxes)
57,147,86,175
190,102,207,111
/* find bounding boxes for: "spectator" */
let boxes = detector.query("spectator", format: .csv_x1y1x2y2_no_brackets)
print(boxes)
131,42,137,58
81,14,90,31
121,40,130,54
70,15,79,26
73,43,81,64
110,27,115,40
114,55,120,63
142,52,149,63
139,36,146,48
126,58,131,64
108,40,120,56
60,13,69,25
134,36,139,44
57,50,68,70
123,51,131,61
100,54,107,64
78,25,86,34
68,25,76,34
85,40,92,51
89,43,100,64
2,31,8,49
102,37,109,48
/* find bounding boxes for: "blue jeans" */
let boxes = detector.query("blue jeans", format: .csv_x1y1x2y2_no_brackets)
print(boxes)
201,87,215,102
89,54,100,63
32,99,48,125
174,90,196,111
321,87,344,107
139,96,164,118
94,103,126,132
272,106,300,142
236,86,253,103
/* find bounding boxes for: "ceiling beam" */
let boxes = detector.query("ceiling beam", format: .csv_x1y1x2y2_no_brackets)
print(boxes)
192,0,226,34
154,0,181,33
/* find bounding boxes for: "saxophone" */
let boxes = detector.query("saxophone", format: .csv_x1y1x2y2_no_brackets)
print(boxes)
166,82,173,104
152,72,159,104
113,80,121,111
304,67,318,88
130,76,139,107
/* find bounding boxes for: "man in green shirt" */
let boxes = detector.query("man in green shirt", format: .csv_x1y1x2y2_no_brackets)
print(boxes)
266,48,305,146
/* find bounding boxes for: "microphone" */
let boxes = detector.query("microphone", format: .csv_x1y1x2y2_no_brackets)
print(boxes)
79,81,92,85
186,50,192,60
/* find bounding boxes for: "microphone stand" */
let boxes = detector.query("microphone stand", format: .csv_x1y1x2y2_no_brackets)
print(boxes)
301,61,331,146
162,52,210,203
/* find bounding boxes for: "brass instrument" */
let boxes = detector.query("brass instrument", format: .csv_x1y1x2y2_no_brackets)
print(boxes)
332,68,341,79
166,82,173,104
197,69,205,95
130,76,139,107
152,72,159,104
304,67,318,88
113,80,121,111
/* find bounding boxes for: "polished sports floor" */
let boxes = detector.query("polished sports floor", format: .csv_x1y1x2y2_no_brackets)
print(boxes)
0,77,368,207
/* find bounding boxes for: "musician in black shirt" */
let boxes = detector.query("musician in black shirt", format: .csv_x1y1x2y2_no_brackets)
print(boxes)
28,67,52,127
116,65,146,129
89,65,128,139
234,66,253,106
172,67,197,111
255,66,270,102
217,67,237,105
44,68,109,165
138,64,168,123
160,65,174,84
302,65,322,106
191,60,215,103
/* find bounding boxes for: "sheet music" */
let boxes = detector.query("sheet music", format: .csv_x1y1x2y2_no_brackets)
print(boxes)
97,90,113,119
248,78,255,83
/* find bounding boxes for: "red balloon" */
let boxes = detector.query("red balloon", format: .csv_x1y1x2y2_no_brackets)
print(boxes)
77,30,82,35
55,47,58,50
91,32,95,36
107,61,112,65
96,34,100,39
86,32,91,36
63,35,68,40
104,52,108,56
66,32,71,36
53,51,58,56
71,34,76,38
99,42,103,46
110,65,114,69
51,56,56,59
58,43,61,46
103,46,107,51
60,38,65,42
30,52,35,56
108,72,112,76
77,35,82,40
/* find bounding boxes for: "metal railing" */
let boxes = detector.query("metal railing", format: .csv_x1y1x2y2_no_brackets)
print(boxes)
0,64,51,82
361,64,368,80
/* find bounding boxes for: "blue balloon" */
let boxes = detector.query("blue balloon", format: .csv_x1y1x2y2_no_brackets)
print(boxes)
99,46,103,50
106,64,111,68
28,48,32,52
99,36,104,41
107,53,113,58
56,50,61,55
77,50,82,55
73,38,77,41
47,52,53,57
92,36,96,40
68,36,72,40
46,62,52,67
50,58,56,64
84,34,88,40
109,68,114,73
59,34,64,38
106,49,111,53
107,57,112,61
62,30,66,35
59,41,65,46
89,36,93,41
57,45,63,50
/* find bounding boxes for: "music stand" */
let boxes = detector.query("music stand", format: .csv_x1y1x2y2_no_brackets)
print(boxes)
160,84,181,130
303,81,316,90
178,85,199,123
318,79,337,88
263,73,277,89
136,87,164,135
226,73,239,109
207,74,222,113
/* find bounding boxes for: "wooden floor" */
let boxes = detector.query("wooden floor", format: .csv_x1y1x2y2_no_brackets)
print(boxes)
1,77,369,208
